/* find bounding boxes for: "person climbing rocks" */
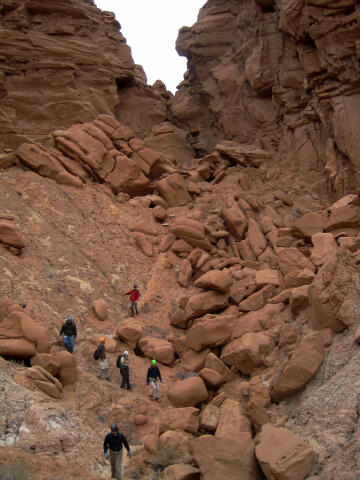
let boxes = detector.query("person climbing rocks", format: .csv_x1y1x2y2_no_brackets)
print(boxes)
104,423,131,480
147,359,162,401
59,316,77,353
94,338,110,381
124,284,140,317
117,350,131,390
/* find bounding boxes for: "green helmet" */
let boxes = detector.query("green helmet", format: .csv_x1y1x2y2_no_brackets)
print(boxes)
151,359,157,366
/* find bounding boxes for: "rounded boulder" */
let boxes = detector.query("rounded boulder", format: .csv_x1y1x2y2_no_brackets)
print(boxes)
168,376,208,408
92,299,108,321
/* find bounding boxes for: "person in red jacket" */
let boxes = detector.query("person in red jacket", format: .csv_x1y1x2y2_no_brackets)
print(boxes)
124,284,140,316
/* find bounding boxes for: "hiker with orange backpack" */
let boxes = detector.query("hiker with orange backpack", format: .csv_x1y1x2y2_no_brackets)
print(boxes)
124,284,140,317
93,338,110,381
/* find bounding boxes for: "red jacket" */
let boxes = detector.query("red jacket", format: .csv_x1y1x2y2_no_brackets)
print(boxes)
125,289,140,301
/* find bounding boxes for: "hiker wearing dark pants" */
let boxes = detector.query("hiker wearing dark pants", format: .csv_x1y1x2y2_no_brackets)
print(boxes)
104,423,131,480
124,285,140,316
119,351,131,390
147,359,162,401
59,316,77,353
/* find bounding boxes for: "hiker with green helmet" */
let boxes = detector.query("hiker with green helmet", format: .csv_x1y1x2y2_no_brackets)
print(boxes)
146,359,162,401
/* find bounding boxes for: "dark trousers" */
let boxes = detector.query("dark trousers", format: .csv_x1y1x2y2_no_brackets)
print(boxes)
120,367,131,390
130,300,138,316
110,450,123,479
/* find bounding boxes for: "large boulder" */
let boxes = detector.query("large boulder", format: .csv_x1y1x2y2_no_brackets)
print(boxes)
215,141,271,167
157,173,192,207
31,353,61,377
15,142,84,188
255,269,281,288
0,309,50,359
247,218,267,258
310,232,337,267
54,351,78,386
204,352,234,383
271,332,326,402
232,303,285,336
198,368,225,389
194,270,233,293
184,291,229,322
238,285,276,312
255,424,314,480
116,320,143,349
283,268,315,289
276,247,315,276
52,123,153,195
138,337,175,365
0,338,37,359
168,376,208,407
181,348,211,372
220,204,248,240
215,399,251,438
291,212,327,238
309,250,359,332
324,205,360,232
133,232,154,257
193,433,259,480
289,285,310,314
178,259,193,288
221,332,273,374
91,298,108,321
160,407,200,434
199,404,220,432
169,217,212,251
23,366,63,399
0,220,26,249
145,122,194,166
185,314,234,352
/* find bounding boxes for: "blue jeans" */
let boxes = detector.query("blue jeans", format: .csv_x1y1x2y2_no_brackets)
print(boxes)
63,335,74,353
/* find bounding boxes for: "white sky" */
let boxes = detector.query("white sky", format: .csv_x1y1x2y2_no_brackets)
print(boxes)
94,0,205,93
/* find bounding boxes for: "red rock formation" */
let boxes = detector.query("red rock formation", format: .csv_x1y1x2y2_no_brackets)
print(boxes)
172,0,360,196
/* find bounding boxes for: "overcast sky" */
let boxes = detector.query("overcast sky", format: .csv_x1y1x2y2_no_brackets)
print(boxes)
95,0,205,93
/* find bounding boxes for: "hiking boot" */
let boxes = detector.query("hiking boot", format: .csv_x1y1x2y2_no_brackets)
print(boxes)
155,398,160,402
106,378,111,382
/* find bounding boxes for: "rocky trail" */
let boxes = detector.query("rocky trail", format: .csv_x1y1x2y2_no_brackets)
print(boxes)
1,1,360,480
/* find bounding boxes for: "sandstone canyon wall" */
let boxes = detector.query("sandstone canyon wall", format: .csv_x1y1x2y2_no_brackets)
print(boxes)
171,0,360,198
0,0,171,149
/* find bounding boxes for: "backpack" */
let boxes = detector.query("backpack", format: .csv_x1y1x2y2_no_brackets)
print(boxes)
116,355,123,368
93,348,100,360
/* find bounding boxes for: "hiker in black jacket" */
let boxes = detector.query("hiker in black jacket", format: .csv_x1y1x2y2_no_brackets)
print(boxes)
104,423,131,479
59,316,77,353
146,359,162,401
